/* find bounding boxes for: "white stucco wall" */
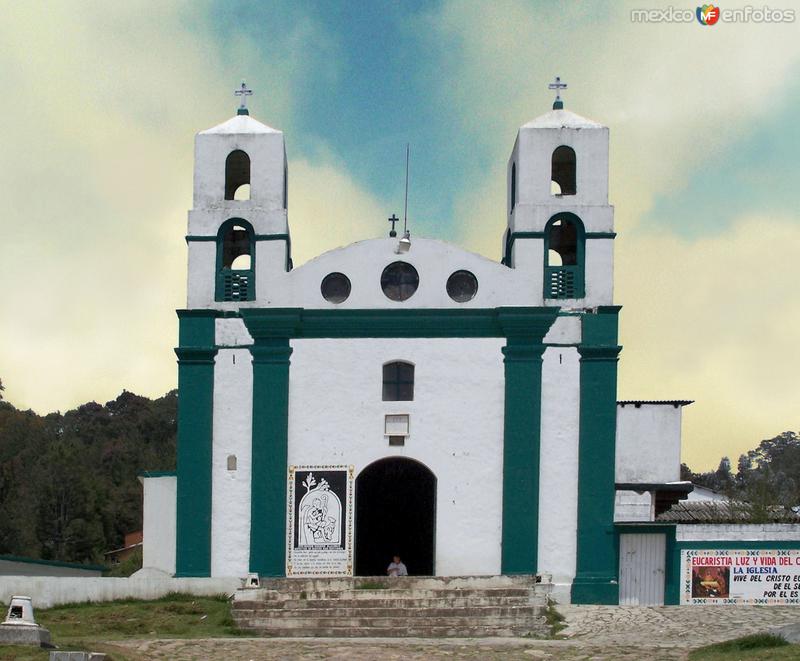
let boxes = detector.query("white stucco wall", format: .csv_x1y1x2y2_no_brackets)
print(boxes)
211,346,254,577
141,475,176,575
538,346,580,589
615,404,683,484
687,485,726,502
614,490,653,522
287,337,506,577
676,524,800,542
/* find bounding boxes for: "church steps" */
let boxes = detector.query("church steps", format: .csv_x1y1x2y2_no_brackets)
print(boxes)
233,624,545,638
235,605,541,619
231,575,550,638
238,588,540,603
237,596,539,610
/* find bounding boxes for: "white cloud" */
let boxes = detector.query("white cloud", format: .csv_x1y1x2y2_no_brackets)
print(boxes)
416,1,800,468
0,2,383,413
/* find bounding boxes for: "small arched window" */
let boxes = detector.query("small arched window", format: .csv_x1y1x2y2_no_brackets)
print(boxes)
225,150,251,200
551,146,576,196
544,213,585,299
382,361,414,401
216,218,255,302
510,162,517,213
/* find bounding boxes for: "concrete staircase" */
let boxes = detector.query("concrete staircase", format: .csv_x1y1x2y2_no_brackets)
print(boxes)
232,575,550,638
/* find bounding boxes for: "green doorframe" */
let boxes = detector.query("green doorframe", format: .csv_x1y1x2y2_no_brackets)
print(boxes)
572,306,622,604
174,311,217,577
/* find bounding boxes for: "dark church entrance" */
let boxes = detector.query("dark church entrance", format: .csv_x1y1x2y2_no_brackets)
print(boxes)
354,457,436,576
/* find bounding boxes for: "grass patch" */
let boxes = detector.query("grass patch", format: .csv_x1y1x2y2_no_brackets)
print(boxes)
689,633,797,660
0,594,242,660
355,581,388,590
544,600,566,638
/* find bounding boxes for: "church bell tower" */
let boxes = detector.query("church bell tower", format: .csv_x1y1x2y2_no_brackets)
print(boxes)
186,82,291,308
503,78,614,308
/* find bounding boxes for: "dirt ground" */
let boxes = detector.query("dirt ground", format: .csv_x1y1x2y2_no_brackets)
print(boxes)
106,605,800,660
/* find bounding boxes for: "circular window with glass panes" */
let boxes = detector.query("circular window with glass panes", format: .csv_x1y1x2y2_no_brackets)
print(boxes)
446,270,478,302
380,262,419,302
320,272,351,304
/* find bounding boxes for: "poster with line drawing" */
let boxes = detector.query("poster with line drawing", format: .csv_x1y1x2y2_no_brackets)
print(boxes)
286,465,353,576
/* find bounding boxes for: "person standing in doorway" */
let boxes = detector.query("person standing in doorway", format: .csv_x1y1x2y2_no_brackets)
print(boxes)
387,554,408,577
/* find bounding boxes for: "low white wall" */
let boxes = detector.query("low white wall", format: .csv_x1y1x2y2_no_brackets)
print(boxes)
0,577,241,609
676,524,800,542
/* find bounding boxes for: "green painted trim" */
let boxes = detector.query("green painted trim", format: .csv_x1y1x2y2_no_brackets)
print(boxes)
186,233,289,242
138,470,177,478
177,310,216,346
174,311,217,578
502,229,616,267
543,213,586,299
0,555,106,572
215,218,256,302
572,307,622,604
241,307,559,340
501,339,547,574
254,233,290,242
249,339,293,576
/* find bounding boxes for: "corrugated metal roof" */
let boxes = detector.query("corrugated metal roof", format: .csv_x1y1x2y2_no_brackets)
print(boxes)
657,500,800,523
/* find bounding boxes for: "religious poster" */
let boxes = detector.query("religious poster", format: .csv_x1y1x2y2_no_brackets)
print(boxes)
286,465,354,577
681,549,800,605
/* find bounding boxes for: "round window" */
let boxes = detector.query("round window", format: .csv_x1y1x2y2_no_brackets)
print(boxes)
446,270,478,302
381,261,419,302
320,272,351,304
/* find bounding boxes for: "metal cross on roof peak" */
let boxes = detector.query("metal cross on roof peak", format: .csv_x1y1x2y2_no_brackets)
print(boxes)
548,76,567,110
235,81,253,115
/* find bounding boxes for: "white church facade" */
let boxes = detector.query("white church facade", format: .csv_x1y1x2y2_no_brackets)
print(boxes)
140,88,698,605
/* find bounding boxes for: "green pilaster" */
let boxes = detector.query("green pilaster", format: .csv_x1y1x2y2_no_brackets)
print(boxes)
572,306,622,603
174,311,217,577
498,308,557,575
241,310,300,576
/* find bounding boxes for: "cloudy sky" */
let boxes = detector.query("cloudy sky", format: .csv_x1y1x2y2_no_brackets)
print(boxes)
0,1,797,469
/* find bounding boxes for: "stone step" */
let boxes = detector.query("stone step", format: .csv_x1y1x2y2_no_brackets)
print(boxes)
236,623,547,638
253,575,543,592
234,596,541,610
234,605,541,619
236,613,543,628
240,587,539,601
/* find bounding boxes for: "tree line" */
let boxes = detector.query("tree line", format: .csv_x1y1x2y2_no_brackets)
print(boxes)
0,387,176,565
681,431,800,514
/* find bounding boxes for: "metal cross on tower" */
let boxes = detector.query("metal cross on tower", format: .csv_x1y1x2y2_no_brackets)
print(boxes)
548,76,567,110
235,81,253,115
388,213,399,238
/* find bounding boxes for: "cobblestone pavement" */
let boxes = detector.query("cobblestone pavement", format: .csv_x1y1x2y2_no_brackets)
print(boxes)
108,605,800,661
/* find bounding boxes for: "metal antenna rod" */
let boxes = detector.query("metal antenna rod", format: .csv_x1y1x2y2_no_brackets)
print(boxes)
403,144,410,234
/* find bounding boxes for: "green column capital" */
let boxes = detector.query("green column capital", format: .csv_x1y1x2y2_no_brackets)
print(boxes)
174,347,218,364
250,340,293,364
577,345,622,361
